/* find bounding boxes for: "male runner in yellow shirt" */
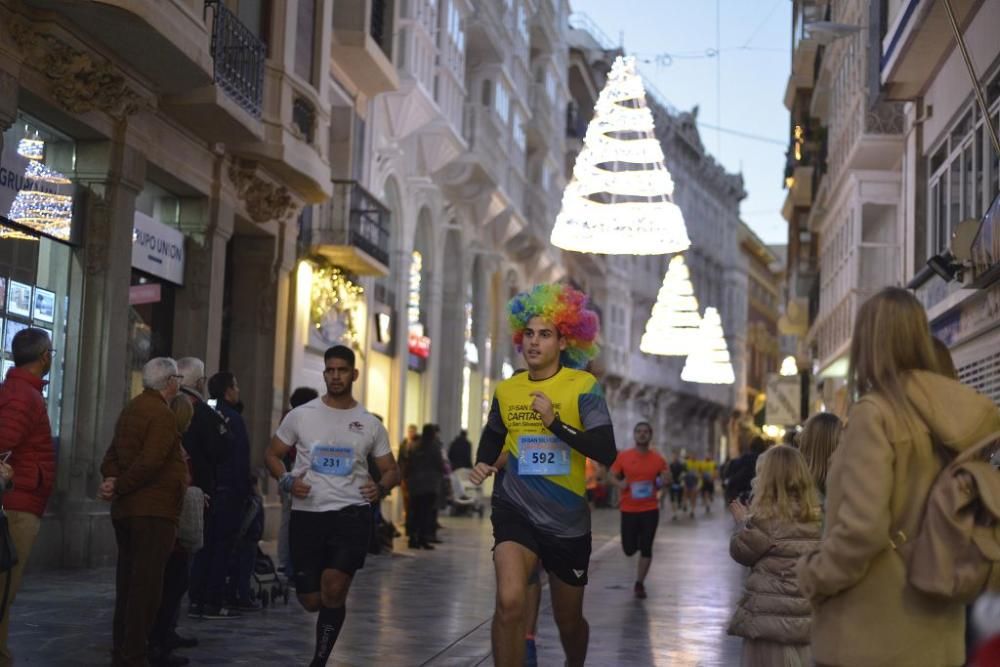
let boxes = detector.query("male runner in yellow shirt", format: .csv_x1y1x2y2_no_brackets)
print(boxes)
470,284,616,667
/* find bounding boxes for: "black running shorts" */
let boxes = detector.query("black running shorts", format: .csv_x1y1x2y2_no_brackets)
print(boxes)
620,509,659,558
491,501,592,587
289,505,372,594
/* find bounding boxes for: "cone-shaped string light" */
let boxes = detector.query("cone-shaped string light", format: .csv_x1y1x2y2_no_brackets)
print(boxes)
681,307,735,385
550,55,690,255
639,254,701,356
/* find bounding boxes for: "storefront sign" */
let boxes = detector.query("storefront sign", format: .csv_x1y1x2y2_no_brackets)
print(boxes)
129,283,162,305
132,211,185,285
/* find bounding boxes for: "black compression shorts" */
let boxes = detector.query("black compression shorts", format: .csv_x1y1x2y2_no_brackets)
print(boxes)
621,509,659,558
289,505,372,593
491,501,592,587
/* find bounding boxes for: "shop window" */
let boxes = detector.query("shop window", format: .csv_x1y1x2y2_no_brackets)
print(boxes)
2,116,78,244
1,114,81,440
128,180,185,396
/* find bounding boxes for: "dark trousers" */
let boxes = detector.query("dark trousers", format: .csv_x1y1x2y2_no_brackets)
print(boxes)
226,540,256,604
410,493,437,544
112,516,177,667
150,549,189,648
189,491,241,607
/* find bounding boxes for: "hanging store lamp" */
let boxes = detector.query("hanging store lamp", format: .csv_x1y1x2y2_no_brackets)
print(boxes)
681,307,735,385
639,254,701,356
550,55,691,255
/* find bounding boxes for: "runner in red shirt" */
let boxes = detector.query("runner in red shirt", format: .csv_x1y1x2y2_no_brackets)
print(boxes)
610,422,668,599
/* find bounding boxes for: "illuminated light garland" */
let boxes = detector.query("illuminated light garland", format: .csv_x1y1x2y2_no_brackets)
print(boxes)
25,159,71,185
550,55,691,255
681,307,735,385
7,138,74,240
17,138,44,160
639,254,701,356
309,263,365,351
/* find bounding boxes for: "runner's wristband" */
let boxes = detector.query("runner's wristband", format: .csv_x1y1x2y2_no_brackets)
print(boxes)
279,473,295,494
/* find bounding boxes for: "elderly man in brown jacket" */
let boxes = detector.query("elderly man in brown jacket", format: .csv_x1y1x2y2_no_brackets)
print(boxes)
100,357,188,667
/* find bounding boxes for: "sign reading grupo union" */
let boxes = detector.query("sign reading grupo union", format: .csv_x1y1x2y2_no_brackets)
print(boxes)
132,210,185,285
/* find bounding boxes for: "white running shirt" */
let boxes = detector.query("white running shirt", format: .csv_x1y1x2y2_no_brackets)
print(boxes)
275,398,391,512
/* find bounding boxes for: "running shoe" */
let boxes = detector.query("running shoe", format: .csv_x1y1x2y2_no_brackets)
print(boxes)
200,605,242,620
634,582,647,599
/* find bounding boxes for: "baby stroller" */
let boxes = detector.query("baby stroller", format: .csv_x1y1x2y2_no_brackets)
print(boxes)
252,547,289,608
448,468,485,517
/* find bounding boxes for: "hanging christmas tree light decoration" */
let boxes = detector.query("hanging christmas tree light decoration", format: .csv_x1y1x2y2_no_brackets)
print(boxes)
681,307,735,385
550,55,690,255
6,137,74,241
639,254,701,356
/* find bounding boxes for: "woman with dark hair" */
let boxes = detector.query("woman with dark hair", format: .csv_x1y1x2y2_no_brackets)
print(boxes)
401,424,445,550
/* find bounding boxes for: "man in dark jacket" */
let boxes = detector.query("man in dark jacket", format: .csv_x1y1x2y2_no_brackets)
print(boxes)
447,430,473,470
100,357,188,667
723,436,769,504
177,358,235,619
176,358,231,496
0,328,56,663
205,372,253,613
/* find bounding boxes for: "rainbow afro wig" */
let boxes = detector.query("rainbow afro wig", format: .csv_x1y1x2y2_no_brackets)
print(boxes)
507,283,600,369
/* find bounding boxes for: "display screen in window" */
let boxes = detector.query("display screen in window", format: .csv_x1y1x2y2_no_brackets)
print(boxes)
0,118,78,244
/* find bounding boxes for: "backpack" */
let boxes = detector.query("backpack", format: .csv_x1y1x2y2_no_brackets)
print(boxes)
893,430,1000,603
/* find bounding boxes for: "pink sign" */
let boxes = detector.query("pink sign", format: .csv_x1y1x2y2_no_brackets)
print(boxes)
129,283,161,305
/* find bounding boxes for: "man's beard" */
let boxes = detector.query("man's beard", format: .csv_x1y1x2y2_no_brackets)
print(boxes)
327,381,353,399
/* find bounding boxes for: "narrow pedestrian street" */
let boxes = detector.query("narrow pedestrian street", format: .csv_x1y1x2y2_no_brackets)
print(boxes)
10,502,743,666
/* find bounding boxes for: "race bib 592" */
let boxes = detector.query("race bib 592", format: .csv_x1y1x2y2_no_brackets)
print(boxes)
517,435,570,476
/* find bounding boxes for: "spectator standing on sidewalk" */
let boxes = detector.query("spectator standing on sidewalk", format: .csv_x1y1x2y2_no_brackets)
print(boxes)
180,358,234,619
728,445,821,666
279,387,319,577
190,371,250,618
402,424,446,550
397,424,419,539
796,287,1000,667
448,429,473,471
100,358,188,667
0,328,56,665
147,395,199,667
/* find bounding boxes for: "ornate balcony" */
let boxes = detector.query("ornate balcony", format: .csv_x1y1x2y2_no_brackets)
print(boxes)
22,0,214,94
308,181,391,276
331,0,399,98
206,0,265,117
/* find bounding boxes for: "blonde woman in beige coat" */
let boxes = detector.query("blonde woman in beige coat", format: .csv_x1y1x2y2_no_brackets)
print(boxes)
796,287,1000,667
728,445,822,666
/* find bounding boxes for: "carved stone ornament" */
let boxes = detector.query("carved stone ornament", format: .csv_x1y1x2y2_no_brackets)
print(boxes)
6,15,144,119
227,158,297,224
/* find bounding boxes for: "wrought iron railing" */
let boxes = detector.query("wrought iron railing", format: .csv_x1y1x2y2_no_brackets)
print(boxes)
338,180,390,267
205,0,266,118
370,0,391,58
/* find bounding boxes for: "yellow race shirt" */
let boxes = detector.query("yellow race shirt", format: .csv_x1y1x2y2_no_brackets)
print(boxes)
488,367,612,537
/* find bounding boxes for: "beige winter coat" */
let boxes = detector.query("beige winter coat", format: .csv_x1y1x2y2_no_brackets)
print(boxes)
796,371,1000,667
728,515,821,644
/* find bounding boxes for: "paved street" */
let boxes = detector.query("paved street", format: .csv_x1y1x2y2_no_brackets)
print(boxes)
9,501,743,666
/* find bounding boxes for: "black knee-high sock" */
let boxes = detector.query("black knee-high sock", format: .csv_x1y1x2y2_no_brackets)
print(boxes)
310,605,346,667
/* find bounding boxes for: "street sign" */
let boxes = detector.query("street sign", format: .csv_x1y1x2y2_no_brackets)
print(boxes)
766,373,801,425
